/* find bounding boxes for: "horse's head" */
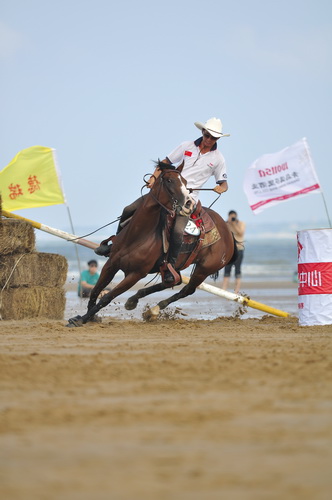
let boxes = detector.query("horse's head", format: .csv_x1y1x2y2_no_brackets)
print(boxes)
151,161,195,216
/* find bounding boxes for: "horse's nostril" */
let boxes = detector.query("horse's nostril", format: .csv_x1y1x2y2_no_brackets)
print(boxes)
185,200,192,208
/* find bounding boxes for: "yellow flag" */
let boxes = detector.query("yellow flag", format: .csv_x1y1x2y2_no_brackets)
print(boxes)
0,146,65,211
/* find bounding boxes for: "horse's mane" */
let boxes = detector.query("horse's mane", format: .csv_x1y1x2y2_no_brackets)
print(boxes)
155,160,176,172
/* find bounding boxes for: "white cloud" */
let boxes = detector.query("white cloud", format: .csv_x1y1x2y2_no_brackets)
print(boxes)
0,21,24,59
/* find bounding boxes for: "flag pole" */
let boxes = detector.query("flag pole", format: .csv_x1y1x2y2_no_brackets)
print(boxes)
52,149,84,296
320,191,332,228
305,139,332,228
65,203,83,297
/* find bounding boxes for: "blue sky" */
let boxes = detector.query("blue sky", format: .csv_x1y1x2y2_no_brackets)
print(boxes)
1,0,331,240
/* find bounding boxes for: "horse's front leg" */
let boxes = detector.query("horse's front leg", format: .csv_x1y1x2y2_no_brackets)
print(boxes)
87,281,111,312
125,282,167,310
68,263,118,327
67,270,146,327
87,260,118,312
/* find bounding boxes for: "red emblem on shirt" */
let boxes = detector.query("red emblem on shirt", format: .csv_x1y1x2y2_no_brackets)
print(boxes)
184,151,192,157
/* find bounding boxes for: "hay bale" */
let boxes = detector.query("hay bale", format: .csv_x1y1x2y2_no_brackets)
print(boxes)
0,219,35,255
0,253,68,288
0,218,68,321
0,286,66,320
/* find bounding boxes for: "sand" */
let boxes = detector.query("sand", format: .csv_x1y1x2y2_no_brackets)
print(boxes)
1,310,332,500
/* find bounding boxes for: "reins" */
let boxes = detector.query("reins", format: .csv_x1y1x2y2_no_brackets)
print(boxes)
148,170,185,217
188,187,221,209
68,217,121,241
148,173,221,213
189,188,215,192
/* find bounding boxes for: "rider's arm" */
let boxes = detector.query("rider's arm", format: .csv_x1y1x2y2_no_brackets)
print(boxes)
213,180,228,194
146,158,171,188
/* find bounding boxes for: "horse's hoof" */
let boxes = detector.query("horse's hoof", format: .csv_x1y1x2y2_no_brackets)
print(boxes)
66,315,83,327
125,298,138,310
142,305,160,321
158,300,169,310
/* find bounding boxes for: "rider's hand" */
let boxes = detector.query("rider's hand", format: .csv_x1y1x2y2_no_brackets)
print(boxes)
146,176,155,189
213,181,228,195
213,185,224,194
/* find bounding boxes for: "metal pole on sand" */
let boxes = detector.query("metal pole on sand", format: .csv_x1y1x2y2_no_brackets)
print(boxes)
181,275,289,318
2,210,289,318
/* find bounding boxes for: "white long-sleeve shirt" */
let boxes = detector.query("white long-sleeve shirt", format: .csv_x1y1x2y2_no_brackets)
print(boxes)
167,138,227,202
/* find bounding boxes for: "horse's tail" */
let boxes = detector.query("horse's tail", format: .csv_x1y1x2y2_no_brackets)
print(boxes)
228,236,240,265
209,235,242,282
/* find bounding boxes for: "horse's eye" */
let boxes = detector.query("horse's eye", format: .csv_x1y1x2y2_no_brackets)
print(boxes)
167,179,172,183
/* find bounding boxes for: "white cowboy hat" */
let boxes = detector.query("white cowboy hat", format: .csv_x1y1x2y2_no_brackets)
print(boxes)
194,117,230,138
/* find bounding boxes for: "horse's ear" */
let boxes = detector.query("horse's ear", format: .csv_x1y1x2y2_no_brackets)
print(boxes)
176,160,185,173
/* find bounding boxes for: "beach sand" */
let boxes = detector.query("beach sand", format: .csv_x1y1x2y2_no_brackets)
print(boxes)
1,288,332,500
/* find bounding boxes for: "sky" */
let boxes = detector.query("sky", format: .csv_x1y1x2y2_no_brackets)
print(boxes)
1,0,332,241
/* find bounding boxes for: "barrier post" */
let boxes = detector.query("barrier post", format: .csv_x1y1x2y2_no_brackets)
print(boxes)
297,229,332,326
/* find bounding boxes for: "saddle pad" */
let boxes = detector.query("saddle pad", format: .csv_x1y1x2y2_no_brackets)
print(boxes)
182,226,220,252
202,226,220,247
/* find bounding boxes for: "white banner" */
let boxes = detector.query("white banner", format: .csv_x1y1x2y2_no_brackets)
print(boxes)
243,138,321,214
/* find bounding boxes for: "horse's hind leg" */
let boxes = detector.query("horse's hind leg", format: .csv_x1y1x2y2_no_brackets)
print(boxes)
154,268,207,313
125,282,167,310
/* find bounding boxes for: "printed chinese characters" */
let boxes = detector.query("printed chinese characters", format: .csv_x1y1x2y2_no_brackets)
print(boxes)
27,175,41,193
8,176,41,199
8,184,24,200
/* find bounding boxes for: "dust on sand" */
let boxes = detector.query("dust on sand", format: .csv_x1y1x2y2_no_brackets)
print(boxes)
1,315,332,500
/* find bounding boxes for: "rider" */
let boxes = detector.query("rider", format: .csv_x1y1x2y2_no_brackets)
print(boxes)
95,117,230,284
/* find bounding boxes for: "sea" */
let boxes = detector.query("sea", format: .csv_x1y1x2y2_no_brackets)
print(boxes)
35,227,300,321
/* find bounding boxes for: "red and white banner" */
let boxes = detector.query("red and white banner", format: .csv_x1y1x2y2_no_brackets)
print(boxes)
298,262,332,295
243,138,321,214
297,229,332,326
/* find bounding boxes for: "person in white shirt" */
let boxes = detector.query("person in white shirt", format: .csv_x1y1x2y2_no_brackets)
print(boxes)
95,117,230,285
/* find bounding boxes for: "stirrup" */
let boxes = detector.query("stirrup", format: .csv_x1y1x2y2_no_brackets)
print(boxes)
160,262,181,287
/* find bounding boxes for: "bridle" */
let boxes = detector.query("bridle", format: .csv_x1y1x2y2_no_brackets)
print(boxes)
144,170,189,217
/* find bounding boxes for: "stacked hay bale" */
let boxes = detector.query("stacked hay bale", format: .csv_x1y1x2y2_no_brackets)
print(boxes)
0,218,68,320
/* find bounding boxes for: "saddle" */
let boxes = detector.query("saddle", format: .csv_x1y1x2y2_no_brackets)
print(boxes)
162,201,221,272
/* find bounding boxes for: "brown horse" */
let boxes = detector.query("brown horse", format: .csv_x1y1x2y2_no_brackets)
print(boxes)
67,162,235,326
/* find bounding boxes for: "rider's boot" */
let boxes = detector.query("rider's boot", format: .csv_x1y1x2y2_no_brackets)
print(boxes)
163,240,182,286
94,239,113,257
94,219,123,257
94,210,137,257
94,242,112,257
